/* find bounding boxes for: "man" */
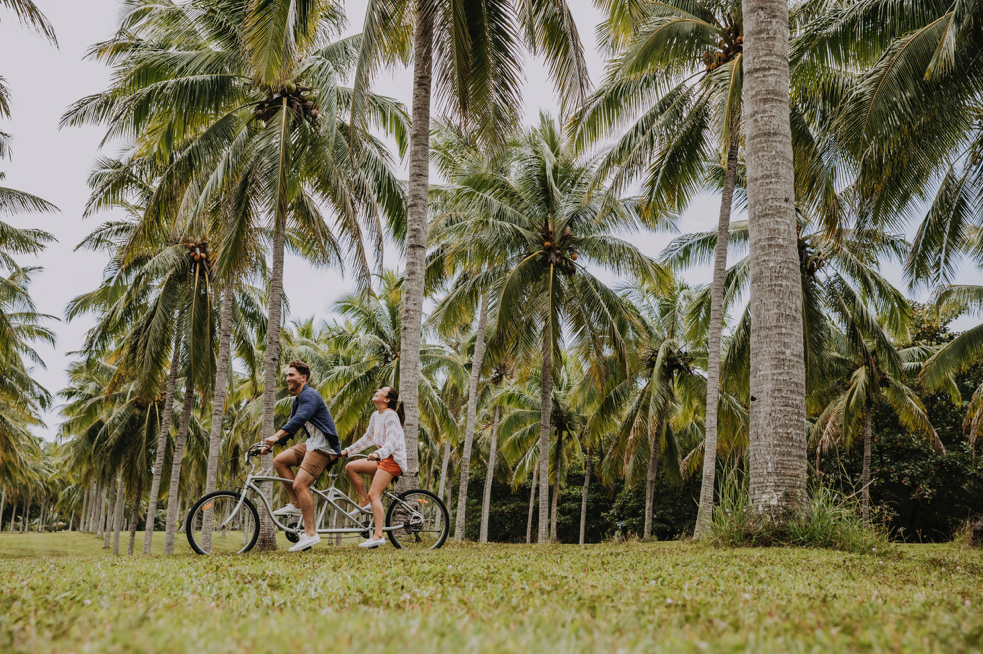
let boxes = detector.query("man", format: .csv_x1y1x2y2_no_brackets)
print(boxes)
260,360,340,552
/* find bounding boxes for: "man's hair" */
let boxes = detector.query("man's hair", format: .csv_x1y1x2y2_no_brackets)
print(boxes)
287,359,311,381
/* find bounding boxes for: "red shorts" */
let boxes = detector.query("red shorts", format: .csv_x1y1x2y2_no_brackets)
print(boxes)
377,456,402,477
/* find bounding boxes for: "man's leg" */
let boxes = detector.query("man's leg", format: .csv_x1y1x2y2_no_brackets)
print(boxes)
292,469,318,537
274,447,303,506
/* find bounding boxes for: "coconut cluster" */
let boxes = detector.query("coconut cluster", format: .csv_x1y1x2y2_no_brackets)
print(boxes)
186,240,211,271
253,82,320,124
797,230,826,283
540,225,580,276
702,21,743,73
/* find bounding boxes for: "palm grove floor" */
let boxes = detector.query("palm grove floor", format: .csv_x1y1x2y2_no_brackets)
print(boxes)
0,533,980,653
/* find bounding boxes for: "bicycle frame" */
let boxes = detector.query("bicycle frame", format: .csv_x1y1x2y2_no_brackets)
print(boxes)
219,454,410,535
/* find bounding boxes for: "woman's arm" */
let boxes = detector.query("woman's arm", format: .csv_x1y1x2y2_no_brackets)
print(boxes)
344,414,377,456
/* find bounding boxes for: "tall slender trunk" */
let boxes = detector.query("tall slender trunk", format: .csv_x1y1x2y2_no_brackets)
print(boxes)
95,485,105,536
579,452,591,546
79,487,88,533
643,425,662,541
9,501,16,533
743,0,807,518
37,500,45,532
69,510,75,532
550,431,563,543
0,486,5,532
112,477,125,555
103,482,114,547
164,379,194,554
202,288,235,552
437,439,451,533
128,475,143,555
86,481,96,533
23,492,31,534
455,292,490,541
694,129,740,539
144,334,182,554
396,0,434,492
258,145,289,551
479,406,500,544
862,407,872,524
538,316,553,544
526,466,538,544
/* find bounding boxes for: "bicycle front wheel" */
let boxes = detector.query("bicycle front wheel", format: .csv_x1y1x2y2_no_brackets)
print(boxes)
186,491,260,555
385,489,449,550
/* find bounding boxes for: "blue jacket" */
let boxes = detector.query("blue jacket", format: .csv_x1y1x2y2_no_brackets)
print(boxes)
280,384,340,454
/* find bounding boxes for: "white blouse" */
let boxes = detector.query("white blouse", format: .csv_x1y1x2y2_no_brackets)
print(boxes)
346,410,407,473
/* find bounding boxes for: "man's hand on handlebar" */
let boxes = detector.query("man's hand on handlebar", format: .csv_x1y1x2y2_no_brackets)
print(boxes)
258,435,279,454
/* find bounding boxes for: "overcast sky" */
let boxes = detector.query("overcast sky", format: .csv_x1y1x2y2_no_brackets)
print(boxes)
0,1,975,441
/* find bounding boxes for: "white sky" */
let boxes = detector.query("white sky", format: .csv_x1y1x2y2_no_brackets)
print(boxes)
0,1,976,440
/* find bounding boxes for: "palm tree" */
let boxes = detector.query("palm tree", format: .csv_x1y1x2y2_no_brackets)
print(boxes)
596,281,709,540
921,285,983,460
433,114,664,542
355,0,590,488
741,0,807,518
497,354,589,542
813,320,941,523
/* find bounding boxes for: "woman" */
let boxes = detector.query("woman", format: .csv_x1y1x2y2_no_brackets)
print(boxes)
341,386,407,548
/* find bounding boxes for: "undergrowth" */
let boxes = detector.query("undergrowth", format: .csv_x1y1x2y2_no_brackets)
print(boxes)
709,467,891,553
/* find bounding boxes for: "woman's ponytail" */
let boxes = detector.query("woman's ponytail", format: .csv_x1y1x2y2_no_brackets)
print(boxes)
386,388,406,426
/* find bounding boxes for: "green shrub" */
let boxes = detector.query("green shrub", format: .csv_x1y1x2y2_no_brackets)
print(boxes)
709,467,891,553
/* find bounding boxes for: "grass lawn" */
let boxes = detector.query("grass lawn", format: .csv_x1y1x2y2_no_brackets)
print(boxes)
0,533,980,653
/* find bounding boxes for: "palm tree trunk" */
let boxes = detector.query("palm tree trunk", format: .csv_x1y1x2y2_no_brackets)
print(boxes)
258,183,288,552
0,487,6,532
164,379,194,554
103,482,114,547
128,475,143,555
23,492,31,534
437,439,451,533
743,0,807,518
9,501,16,533
396,0,434,491
69,510,75,532
37,500,45,532
862,408,872,524
94,483,104,534
579,452,591,546
526,466,538,544
455,291,490,541
538,322,553,544
112,477,125,555
643,427,662,541
479,405,500,544
78,487,87,533
144,334,182,554
694,129,740,539
202,287,235,552
550,431,563,543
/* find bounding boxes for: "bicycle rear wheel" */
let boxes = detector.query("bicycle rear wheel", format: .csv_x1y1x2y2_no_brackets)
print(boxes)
385,489,449,550
186,491,260,555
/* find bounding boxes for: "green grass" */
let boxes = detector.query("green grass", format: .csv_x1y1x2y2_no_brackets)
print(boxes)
1,533,981,653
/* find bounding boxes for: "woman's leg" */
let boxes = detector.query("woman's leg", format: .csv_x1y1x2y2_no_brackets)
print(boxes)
345,460,378,506
368,469,395,540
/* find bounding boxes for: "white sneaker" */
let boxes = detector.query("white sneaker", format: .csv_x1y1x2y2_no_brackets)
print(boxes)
273,503,301,517
347,504,371,519
358,536,385,549
288,533,321,552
